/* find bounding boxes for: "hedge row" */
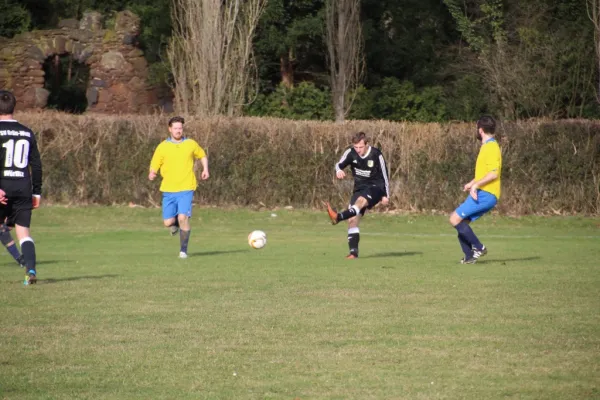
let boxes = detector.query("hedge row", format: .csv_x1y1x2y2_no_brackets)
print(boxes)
18,112,600,215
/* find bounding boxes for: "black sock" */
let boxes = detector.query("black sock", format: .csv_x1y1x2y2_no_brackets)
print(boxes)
0,227,20,261
339,205,360,222
455,221,483,250
20,238,36,274
348,229,360,256
173,219,180,228
457,233,472,258
180,229,190,253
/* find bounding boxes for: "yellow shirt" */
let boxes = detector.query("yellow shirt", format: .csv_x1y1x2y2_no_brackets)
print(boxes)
149,138,206,192
475,138,502,199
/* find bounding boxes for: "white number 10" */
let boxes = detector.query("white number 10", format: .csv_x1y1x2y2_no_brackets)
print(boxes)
2,139,30,168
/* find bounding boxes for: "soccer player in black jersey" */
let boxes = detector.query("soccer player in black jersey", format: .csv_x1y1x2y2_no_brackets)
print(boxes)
325,132,390,259
0,91,43,285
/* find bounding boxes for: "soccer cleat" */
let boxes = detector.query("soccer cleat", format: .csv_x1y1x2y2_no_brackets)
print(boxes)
325,202,339,225
179,251,188,259
16,255,26,268
460,257,477,264
346,254,358,259
170,225,180,236
24,270,37,285
473,245,487,259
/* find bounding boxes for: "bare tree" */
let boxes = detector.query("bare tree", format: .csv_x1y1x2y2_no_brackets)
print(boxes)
588,0,600,103
168,0,267,116
325,0,365,123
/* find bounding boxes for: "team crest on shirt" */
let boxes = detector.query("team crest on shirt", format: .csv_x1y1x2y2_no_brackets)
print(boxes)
367,160,374,167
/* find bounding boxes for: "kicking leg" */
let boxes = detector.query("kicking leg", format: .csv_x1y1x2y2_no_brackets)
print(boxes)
326,196,368,225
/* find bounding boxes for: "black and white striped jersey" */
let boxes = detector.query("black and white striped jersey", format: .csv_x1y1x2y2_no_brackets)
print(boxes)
0,119,42,197
335,146,390,197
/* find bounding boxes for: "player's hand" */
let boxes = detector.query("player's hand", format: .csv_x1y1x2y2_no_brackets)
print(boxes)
463,182,472,191
336,170,346,179
201,170,210,180
148,171,157,181
469,184,479,201
381,196,389,206
0,189,6,205
32,195,41,209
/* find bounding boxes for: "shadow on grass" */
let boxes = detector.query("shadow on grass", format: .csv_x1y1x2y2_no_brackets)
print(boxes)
187,249,248,257
41,274,119,284
37,260,62,265
362,251,423,259
478,256,541,264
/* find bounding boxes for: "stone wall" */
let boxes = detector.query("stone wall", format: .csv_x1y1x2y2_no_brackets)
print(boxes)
0,11,159,114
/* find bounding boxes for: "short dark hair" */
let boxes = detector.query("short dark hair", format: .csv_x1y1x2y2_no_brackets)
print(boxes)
351,131,369,144
0,90,16,115
477,115,496,135
168,116,185,127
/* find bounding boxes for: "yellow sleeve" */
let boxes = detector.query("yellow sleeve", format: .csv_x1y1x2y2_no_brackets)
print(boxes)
485,144,501,173
193,141,207,159
149,143,164,172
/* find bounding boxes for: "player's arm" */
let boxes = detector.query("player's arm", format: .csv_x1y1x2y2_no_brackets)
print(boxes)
194,143,209,180
335,148,352,179
29,135,43,208
148,144,164,180
378,152,391,201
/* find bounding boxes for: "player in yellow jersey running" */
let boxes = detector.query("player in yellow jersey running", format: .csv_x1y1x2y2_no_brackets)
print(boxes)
449,115,502,264
149,116,209,258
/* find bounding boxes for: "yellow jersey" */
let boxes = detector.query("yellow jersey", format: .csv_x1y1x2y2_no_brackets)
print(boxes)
475,138,502,199
149,138,207,192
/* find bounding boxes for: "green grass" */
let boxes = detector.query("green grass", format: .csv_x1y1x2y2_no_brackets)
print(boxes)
1,207,599,400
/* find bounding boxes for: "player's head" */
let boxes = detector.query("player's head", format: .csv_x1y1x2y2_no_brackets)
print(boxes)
351,131,369,156
476,115,496,141
0,90,16,116
168,116,185,141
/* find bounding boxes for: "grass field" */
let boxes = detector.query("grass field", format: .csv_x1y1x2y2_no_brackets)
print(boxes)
1,206,599,400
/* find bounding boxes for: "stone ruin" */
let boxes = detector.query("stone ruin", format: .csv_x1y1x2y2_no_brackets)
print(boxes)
0,10,162,114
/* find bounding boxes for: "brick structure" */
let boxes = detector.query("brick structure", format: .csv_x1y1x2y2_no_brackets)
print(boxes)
0,11,159,113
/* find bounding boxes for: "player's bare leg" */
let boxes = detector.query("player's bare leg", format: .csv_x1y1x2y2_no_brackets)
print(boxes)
177,214,191,258
163,217,179,236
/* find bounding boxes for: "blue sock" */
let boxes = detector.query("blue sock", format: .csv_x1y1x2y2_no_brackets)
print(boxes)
455,221,483,251
180,229,190,253
0,228,20,261
457,234,472,258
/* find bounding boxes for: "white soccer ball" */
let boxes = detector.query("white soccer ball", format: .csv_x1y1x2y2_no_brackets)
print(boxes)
248,230,267,249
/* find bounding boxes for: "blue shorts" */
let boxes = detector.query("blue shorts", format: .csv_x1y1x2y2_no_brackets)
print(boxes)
455,190,497,222
162,191,194,220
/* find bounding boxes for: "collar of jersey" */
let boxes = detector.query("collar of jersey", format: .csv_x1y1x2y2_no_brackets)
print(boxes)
0,119,18,122
358,145,372,159
167,137,187,143
483,138,496,144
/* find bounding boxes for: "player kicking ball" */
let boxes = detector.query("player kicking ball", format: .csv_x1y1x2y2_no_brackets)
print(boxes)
325,132,390,259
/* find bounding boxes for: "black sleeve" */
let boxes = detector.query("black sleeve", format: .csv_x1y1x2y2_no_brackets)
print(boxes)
335,148,353,172
377,151,390,197
29,135,42,196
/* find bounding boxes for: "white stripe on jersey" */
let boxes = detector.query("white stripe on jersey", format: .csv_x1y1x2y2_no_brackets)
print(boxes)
379,154,390,197
355,168,371,177
336,148,352,172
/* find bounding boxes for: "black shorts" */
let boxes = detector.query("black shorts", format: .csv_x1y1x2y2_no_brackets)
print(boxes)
0,196,33,228
350,186,386,215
